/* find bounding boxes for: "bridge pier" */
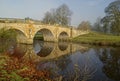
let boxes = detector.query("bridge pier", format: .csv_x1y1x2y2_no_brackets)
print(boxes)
43,36,58,42
54,39,58,42
26,39,33,44
17,38,33,44
17,37,58,44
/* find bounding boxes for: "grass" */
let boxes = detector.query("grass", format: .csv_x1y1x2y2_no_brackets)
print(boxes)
72,31,120,46
34,34,44,40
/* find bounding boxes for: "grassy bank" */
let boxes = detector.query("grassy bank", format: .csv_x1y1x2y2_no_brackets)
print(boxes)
34,34,44,40
72,32,120,46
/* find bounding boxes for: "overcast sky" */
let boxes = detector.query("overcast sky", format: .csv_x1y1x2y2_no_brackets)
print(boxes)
0,0,114,27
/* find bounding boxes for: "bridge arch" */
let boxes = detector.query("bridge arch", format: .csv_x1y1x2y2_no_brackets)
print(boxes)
6,26,28,38
58,31,69,41
34,28,55,42
5,28,28,44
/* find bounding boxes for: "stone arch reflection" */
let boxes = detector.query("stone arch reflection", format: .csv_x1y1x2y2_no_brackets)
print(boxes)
34,41,54,57
58,42,68,51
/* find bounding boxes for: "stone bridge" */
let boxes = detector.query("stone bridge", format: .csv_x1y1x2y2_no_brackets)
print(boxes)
0,22,88,44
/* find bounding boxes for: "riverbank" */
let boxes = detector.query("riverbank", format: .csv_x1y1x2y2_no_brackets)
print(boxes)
72,32,120,46
0,54,51,81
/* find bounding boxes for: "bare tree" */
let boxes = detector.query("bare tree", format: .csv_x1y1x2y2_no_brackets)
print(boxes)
77,21,91,31
42,4,72,26
55,4,72,26
42,11,52,24
92,17,103,32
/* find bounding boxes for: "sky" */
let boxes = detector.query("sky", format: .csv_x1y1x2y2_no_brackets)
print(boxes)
0,0,114,27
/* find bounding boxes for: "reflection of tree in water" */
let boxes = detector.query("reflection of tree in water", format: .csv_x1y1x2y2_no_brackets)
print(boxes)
55,55,71,71
98,48,120,81
36,54,71,77
61,55,96,81
37,51,97,81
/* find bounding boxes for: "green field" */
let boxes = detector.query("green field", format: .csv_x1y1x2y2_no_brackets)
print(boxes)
72,32,120,46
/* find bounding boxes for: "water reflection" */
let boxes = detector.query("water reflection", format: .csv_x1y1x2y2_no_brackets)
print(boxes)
36,49,97,81
33,40,70,57
97,47,120,81
1,40,120,81
7,44,27,59
32,40,88,60
34,43,120,81
36,42,54,57
58,42,68,51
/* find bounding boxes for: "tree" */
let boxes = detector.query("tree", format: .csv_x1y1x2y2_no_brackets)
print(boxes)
42,9,57,25
25,17,33,23
55,4,72,26
102,0,120,35
92,17,103,32
77,21,91,31
42,4,72,26
42,11,53,24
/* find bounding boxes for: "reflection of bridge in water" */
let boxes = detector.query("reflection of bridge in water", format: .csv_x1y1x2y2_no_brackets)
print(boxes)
9,41,88,62
26,42,88,62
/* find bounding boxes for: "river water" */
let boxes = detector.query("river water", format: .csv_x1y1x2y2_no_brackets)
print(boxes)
1,40,120,81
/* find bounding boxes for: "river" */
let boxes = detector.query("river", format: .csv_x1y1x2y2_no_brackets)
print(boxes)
1,40,120,81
